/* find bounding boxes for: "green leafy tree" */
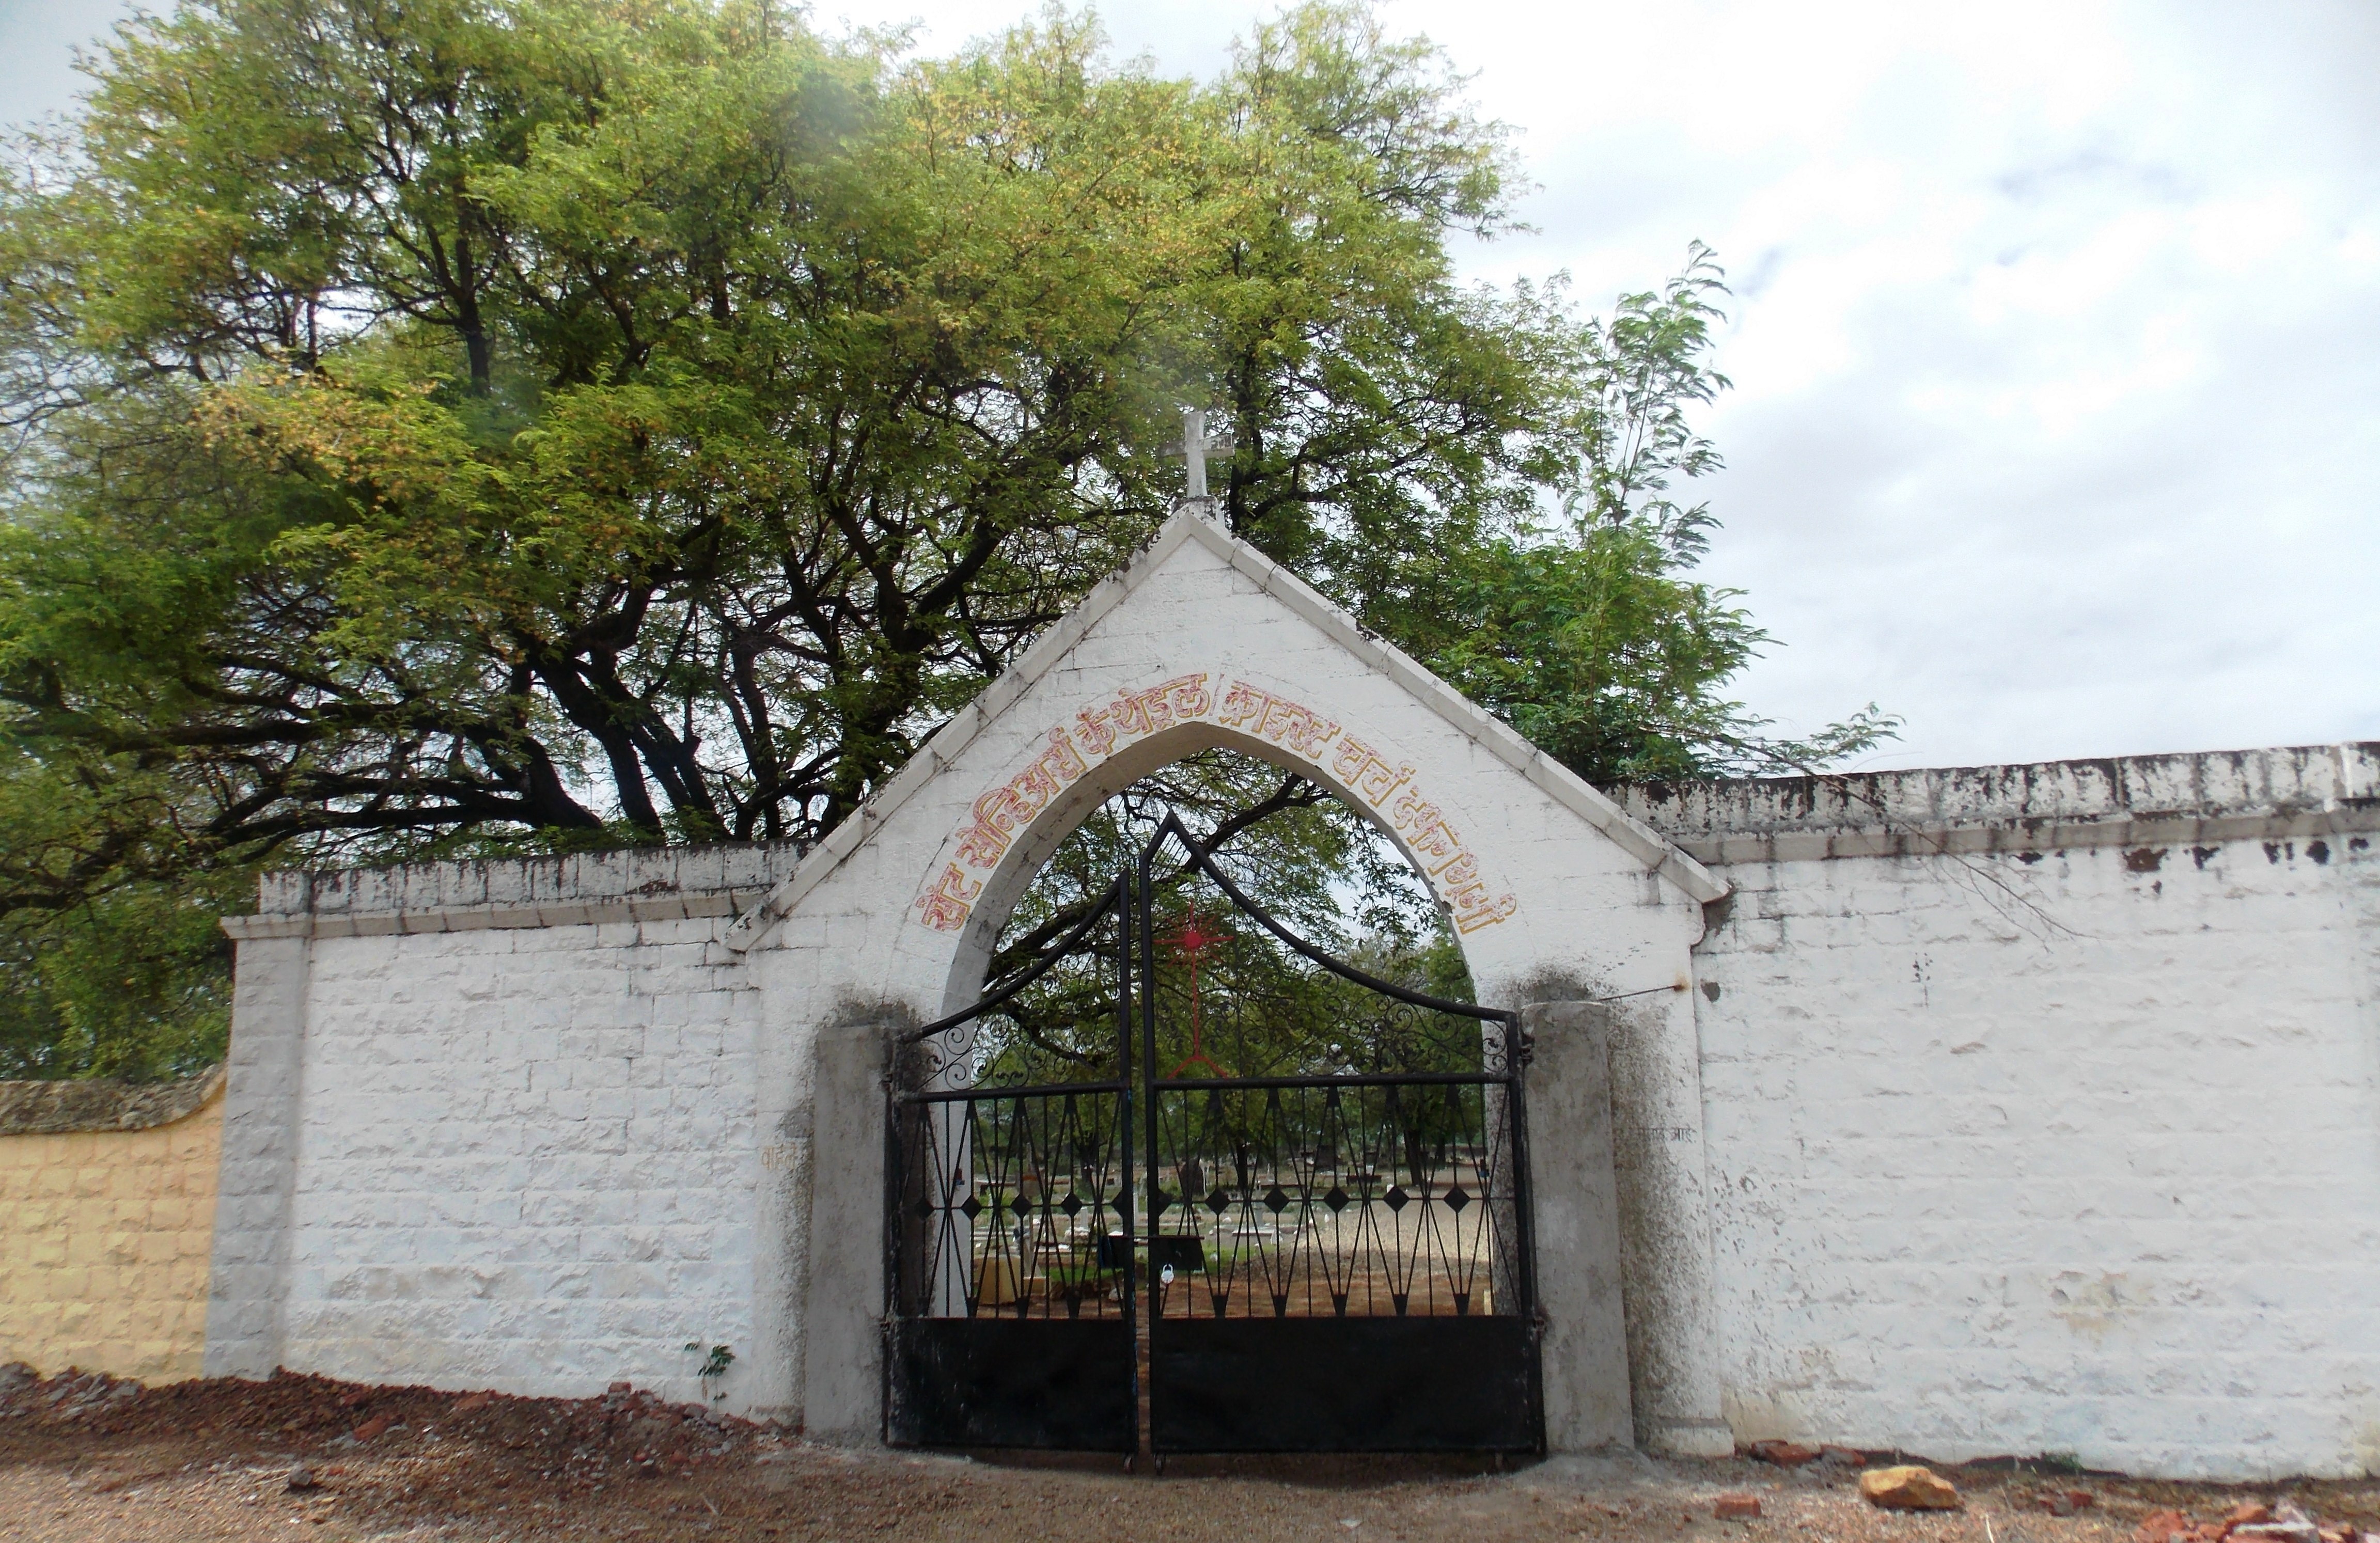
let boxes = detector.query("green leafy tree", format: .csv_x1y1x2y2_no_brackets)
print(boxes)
0,878,238,1080
0,0,1887,1077
970,751,1488,1093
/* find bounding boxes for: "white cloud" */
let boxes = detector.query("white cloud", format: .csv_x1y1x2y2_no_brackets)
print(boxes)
1428,0,2380,765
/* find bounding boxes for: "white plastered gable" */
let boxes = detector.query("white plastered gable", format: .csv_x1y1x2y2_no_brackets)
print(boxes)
741,508,1733,1450
730,507,1725,1011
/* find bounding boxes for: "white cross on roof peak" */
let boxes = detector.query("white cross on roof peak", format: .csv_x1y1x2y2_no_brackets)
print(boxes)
1175,407,1233,500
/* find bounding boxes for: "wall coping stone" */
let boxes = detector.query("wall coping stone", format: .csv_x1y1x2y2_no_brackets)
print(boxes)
0,1065,225,1136
1618,741,2380,864
213,731,2380,947
216,741,2380,938
221,842,805,941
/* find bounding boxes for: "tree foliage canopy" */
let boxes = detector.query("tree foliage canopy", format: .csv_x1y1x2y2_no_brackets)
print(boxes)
0,0,1888,1076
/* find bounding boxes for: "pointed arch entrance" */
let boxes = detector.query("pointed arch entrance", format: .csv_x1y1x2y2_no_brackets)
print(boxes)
729,510,1733,1458
887,811,1540,1453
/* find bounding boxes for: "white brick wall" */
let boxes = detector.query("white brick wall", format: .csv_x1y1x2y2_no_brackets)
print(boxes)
1641,760,2380,1479
276,916,765,1408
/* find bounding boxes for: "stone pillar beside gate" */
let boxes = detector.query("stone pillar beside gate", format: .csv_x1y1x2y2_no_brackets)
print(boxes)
788,1010,903,1444
1522,1001,1634,1451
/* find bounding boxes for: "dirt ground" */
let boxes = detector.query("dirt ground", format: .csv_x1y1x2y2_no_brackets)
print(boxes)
3,1365,2374,1543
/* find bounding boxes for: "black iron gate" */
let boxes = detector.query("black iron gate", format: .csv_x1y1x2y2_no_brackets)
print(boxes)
886,817,1540,1455
884,875,1140,1451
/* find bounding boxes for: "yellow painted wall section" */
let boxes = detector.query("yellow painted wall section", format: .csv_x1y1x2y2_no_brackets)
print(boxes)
0,1084,223,1381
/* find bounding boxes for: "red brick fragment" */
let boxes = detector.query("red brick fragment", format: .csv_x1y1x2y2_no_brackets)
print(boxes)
450,1394,494,1414
1715,1495,1763,1521
350,1413,394,1441
2137,1509,2194,1543
2225,1508,2275,1538
1748,1440,1820,1467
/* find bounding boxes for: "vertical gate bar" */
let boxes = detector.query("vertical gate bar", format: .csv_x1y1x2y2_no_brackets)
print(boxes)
881,1073,901,1444
1114,873,1140,1456
1138,843,1162,1459
1498,1009,1546,1451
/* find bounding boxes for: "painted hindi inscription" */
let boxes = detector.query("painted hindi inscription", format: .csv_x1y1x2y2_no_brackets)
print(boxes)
1330,734,1519,937
912,674,1518,937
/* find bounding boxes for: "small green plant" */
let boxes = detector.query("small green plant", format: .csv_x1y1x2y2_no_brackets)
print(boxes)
685,1342,735,1403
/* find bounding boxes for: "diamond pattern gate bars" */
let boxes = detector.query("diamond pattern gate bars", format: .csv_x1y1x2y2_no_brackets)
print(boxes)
885,819,1543,1455
886,877,1140,1451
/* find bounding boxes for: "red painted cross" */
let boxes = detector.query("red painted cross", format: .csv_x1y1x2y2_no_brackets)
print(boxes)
1163,907,1232,1079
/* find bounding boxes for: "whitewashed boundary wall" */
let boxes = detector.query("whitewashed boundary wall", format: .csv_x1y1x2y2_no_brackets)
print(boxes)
1621,744,2380,1481
209,844,802,1409
203,506,2376,1479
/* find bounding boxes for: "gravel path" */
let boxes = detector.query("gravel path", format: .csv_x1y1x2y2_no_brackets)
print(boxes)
2,1366,2372,1543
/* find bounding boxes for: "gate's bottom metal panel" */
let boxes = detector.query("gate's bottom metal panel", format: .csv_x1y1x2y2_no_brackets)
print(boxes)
889,1320,1135,1452
1150,1317,1539,1453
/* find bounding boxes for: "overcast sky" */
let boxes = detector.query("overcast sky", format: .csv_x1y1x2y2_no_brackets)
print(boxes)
5,0,2375,772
